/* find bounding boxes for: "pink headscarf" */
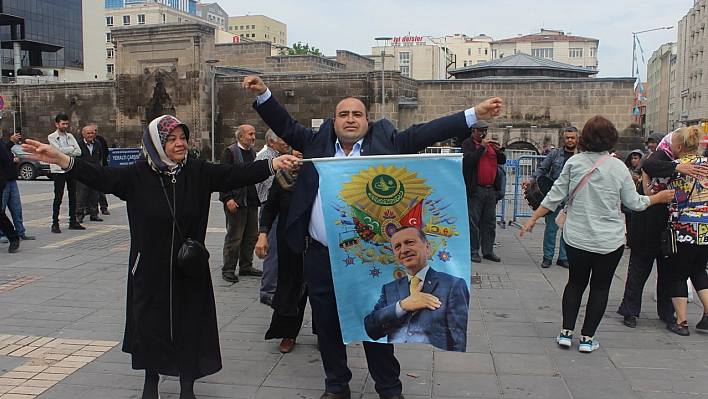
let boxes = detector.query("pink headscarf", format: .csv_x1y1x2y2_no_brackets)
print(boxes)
656,128,681,161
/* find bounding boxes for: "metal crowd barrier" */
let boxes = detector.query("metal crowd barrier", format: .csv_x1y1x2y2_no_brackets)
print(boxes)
510,155,547,227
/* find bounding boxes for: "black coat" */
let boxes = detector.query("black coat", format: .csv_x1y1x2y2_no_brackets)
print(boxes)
461,138,507,198
69,157,272,379
254,95,472,253
2,140,17,181
96,135,110,166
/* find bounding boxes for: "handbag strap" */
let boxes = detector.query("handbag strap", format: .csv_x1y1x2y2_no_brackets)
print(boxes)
567,153,611,207
159,174,186,242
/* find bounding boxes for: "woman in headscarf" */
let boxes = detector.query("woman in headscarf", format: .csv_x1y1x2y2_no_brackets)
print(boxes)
255,150,313,354
22,115,297,399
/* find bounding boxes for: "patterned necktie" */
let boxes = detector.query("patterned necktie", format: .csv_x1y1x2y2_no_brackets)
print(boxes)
409,276,421,295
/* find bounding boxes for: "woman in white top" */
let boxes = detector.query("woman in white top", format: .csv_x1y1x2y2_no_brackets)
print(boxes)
521,116,674,353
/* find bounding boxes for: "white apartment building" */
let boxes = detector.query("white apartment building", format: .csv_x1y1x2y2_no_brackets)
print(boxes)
491,29,599,71
646,43,676,134
675,0,708,126
196,2,228,31
434,33,494,68
105,3,232,79
228,15,287,46
371,35,453,80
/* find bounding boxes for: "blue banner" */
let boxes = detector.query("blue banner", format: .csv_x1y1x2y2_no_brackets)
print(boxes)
314,154,471,352
109,148,141,166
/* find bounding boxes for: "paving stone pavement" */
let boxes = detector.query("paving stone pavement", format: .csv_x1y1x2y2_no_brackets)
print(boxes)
1,180,707,399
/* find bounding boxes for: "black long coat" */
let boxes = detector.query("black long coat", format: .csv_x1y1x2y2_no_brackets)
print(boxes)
69,157,272,380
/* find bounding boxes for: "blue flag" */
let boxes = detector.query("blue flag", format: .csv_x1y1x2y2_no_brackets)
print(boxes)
634,106,640,115
313,154,471,352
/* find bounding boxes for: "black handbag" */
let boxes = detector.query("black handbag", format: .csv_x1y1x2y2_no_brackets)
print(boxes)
160,175,210,278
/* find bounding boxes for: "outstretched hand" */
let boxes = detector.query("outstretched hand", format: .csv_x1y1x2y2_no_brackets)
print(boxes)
474,97,503,120
271,154,299,171
22,139,70,169
242,75,268,96
519,219,536,236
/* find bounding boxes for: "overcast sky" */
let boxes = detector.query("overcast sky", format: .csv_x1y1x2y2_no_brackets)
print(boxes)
221,0,694,79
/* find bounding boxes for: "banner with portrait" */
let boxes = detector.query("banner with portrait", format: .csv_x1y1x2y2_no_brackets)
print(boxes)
313,154,471,352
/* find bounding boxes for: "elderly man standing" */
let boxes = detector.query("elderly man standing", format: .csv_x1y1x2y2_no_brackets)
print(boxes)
220,125,263,283
48,114,84,233
243,74,501,399
255,129,290,305
521,126,579,268
76,125,104,223
463,120,506,263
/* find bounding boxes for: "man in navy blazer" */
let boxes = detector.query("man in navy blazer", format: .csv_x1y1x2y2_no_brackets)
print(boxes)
244,75,501,399
364,227,470,352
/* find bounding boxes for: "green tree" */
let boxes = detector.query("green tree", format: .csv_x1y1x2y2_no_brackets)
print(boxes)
287,41,323,56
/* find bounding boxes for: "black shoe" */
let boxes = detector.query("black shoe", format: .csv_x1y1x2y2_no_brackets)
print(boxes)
239,269,264,277
659,315,677,325
51,223,61,234
260,296,273,306
556,259,570,268
541,258,552,268
471,253,481,263
623,315,637,328
89,215,104,222
483,252,501,262
101,209,111,215
667,320,690,336
222,271,239,283
76,215,85,224
20,235,36,240
8,238,19,253
68,223,86,230
696,313,708,330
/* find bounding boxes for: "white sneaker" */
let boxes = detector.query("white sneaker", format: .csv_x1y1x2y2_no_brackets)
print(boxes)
578,335,599,353
557,329,573,348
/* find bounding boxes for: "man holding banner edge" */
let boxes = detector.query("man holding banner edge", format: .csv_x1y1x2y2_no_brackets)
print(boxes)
243,74,501,399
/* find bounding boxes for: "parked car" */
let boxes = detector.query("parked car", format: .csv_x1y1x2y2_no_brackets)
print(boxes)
11,145,52,180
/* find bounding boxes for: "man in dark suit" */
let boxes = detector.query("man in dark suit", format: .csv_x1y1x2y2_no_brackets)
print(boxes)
364,227,469,352
243,74,501,399
76,125,103,223
94,130,111,215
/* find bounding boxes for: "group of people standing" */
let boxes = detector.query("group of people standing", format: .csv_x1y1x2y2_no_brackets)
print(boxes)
521,117,708,354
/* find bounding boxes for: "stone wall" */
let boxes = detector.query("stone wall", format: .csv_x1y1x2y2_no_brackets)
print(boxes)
215,41,271,70
335,50,375,72
264,55,347,73
0,82,117,143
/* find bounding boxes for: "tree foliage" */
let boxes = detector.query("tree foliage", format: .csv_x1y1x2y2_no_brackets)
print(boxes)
287,41,323,56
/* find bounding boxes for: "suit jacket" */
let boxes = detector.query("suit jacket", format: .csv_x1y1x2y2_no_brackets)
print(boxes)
218,143,257,207
254,95,472,253
95,135,110,166
77,139,103,165
363,268,470,351
462,137,506,198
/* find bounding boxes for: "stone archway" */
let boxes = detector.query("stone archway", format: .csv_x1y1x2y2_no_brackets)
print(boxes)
504,137,541,154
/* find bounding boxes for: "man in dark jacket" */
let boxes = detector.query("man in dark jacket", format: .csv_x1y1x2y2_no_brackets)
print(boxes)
95,130,111,215
462,120,506,263
220,125,263,283
243,74,502,399
521,126,579,268
0,131,34,243
76,125,104,223
0,142,19,252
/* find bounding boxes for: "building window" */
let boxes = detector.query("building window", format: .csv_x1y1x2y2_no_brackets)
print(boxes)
106,16,113,27
161,14,166,23
106,32,113,43
399,52,410,65
478,48,481,55
177,17,182,22
589,47,596,57
252,25,255,29
569,48,583,57
464,61,468,67
107,64,115,74
491,49,498,58
467,48,471,56
531,48,553,58
122,15,130,26
400,66,410,77
485,48,488,55
107,48,114,59
138,14,145,24
240,25,244,29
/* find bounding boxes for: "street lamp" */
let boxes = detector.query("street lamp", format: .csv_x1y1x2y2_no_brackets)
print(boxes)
375,36,393,119
632,26,673,77
205,59,219,162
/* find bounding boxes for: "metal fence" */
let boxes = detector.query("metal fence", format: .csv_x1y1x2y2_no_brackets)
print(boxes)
510,155,547,227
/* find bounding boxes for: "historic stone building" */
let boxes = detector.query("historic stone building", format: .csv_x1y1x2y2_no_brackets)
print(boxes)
0,22,639,158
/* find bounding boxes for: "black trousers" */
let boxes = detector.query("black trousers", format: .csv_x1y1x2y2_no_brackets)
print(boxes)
669,243,708,298
52,173,77,223
0,206,18,241
563,245,624,337
305,240,402,397
76,181,98,217
98,192,108,212
617,249,674,320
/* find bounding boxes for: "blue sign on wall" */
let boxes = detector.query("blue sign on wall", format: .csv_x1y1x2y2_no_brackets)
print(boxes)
109,148,141,166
